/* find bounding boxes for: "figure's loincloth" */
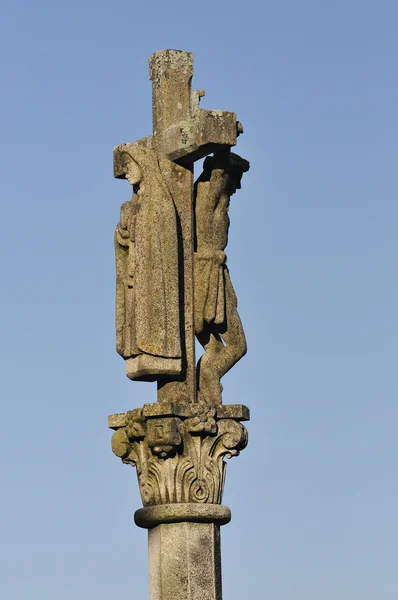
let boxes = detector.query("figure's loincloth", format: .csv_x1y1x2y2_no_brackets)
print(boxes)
194,249,228,334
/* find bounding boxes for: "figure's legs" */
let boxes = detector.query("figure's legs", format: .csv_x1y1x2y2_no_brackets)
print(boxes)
215,270,247,378
213,302,247,379
196,325,224,405
196,283,247,405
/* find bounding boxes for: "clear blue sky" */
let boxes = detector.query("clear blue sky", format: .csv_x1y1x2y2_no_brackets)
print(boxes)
1,1,397,598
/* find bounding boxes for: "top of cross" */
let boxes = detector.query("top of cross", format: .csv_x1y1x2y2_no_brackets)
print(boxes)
114,49,242,175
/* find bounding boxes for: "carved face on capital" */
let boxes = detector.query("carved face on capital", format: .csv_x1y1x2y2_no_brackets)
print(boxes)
125,160,142,195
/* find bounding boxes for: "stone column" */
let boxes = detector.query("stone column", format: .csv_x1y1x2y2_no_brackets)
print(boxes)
109,403,249,600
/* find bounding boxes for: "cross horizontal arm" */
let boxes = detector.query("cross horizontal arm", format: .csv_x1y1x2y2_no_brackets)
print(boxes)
156,109,240,165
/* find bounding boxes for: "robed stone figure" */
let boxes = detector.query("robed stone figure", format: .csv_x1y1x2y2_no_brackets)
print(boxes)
114,145,182,381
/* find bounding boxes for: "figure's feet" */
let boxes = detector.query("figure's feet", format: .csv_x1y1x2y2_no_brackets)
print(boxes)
198,361,223,405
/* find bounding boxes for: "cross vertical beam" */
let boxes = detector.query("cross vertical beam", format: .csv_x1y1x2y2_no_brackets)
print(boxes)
149,50,196,403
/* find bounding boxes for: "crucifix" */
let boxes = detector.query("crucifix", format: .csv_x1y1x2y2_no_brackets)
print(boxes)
113,49,247,405
110,50,251,600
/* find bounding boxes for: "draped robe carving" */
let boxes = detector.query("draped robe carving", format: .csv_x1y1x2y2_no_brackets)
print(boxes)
115,145,182,381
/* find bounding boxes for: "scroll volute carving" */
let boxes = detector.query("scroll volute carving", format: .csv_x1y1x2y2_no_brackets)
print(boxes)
111,406,248,507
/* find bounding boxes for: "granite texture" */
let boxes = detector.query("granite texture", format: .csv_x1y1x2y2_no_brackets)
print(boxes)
194,150,250,404
134,503,231,528
112,49,248,404
147,522,223,600
110,403,248,507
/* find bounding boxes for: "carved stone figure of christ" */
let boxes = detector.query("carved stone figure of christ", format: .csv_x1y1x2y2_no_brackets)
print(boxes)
194,150,250,405
114,145,182,381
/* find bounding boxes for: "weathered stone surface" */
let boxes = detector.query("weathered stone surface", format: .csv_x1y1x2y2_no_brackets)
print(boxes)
135,503,231,528
113,49,248,404
216,404,250,421
155,108,239,165
110,403,248,507
194,151,250,404
114,144,182,381
108,403,250,429
147,522,223,600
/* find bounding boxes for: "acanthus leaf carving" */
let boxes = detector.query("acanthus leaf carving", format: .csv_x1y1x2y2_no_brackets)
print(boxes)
110,404,248,507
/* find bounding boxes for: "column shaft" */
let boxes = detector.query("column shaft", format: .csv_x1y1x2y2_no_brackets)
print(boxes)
148,522,222,600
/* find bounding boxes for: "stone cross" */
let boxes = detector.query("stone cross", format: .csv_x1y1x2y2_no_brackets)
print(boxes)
113,49,243,404
110,50,250,600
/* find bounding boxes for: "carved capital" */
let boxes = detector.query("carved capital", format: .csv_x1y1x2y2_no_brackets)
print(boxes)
109,403,249,507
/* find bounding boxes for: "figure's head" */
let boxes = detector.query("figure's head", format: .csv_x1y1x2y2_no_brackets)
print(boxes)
118,145,174,207
228,152,250,195
228,171,243,196
203,152,250,196
124,160,142,195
